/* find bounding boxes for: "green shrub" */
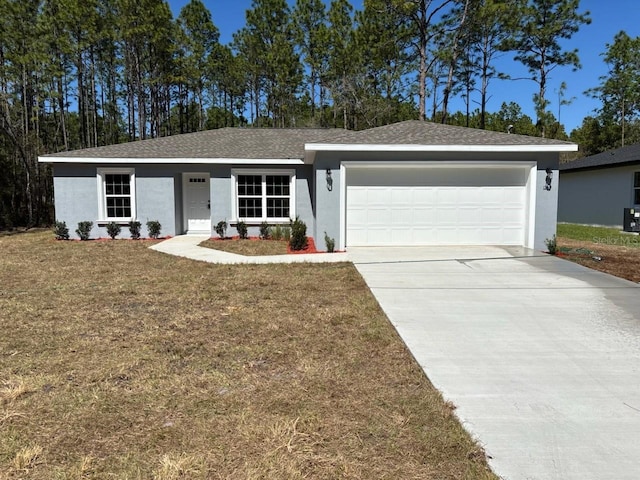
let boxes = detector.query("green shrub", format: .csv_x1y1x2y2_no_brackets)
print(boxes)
215,220,227,239
271,225,282,241
236,220,248,239
324,231,335,253
75,221,93,241
106,222,121,239
270,225,291,241
146,220,162,239
129,221,141,240
259,221,271,240
289,216,308,251
545,234,557,255
53,220,69,240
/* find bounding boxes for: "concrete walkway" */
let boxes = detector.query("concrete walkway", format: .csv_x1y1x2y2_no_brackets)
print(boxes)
149,234,348,264
150,237,640,479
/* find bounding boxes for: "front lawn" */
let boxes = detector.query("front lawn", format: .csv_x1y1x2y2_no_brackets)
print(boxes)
556,224,640,282
0,231,496,479
557,223,640,247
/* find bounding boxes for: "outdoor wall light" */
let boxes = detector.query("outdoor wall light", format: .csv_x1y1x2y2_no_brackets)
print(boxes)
544,168,553,191
326,168,333,191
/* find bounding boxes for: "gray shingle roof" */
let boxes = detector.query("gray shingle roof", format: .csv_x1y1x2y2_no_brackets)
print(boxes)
44,127,352,159
560,143,640,171
41,120,574,161
321,120,575,146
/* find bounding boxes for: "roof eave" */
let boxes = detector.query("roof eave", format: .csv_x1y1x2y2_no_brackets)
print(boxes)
38,156,305,165
560,158,640,172
305,143,578,153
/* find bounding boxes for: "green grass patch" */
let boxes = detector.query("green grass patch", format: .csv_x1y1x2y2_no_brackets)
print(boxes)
200,238,288,256
557,223,640,247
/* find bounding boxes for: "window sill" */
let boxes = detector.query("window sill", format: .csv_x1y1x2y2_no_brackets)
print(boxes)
230,220,290,226
96,220,134,226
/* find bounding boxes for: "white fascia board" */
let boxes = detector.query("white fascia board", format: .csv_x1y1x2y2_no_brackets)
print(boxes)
341,160,537,169
38,156,304,165
305,143,578,153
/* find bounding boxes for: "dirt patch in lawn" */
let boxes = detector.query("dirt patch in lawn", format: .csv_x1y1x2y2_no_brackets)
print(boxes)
0,231,496,479
557,237,640,283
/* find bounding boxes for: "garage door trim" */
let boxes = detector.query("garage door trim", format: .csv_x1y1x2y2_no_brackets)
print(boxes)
339,161,537,250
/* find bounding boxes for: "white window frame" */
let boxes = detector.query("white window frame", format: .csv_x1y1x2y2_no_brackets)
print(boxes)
634,172,640,205
231,169,295,222
97,168,136,222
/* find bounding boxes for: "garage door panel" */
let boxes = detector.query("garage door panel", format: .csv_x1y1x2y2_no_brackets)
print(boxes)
501,228,525,244
500,208,525,224
413,209,437,227
413,189,437,203
390,209,413,225
436,188,459,203
436,207,459,224
346,167,528,247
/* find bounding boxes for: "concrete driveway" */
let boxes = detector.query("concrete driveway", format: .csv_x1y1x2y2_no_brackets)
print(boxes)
350,246,640,480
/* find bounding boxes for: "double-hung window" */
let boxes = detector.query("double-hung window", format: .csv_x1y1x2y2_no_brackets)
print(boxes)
635,172,640,205
233,170,295,222
98,168,136,221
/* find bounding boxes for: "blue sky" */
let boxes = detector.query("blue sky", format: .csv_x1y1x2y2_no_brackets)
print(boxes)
168,0,639,133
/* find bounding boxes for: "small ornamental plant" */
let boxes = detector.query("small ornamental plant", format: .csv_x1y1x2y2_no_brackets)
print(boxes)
545,234,557,255
129,221,141,240
289,216,308,251
236,220,248,239
106,221,121,240
259,221,271,240
146,220,161,239
324,232,335,253
215,220,227,239
76,221,93,241
53,220,69,240
282,226,291,242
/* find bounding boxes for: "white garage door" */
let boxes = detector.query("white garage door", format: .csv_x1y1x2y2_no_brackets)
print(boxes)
346,166,529,246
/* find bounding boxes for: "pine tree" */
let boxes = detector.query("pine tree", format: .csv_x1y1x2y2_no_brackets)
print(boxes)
293,0,329,125
586,31,640,148
507,0,591,137
177,0,220,131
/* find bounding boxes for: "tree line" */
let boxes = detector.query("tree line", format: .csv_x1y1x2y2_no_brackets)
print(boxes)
0,0,637,229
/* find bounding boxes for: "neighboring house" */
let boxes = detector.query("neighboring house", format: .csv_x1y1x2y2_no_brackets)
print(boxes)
559,144,640,227
39,120,576,251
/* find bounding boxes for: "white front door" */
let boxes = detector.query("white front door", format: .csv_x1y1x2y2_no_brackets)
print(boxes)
183,173,211,234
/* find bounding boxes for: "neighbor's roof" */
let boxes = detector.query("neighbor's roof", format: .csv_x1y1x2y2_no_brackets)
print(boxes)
560,143,640,172
39,120,576,164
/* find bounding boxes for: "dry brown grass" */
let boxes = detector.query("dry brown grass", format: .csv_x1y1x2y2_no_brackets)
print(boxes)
0,231,497,479
200,238,289,256
557,237,640,283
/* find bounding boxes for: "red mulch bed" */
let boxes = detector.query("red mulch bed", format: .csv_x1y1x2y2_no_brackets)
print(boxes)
286,236,318,254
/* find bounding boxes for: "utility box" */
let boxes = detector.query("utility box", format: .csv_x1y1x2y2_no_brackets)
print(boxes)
623,208,640,232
